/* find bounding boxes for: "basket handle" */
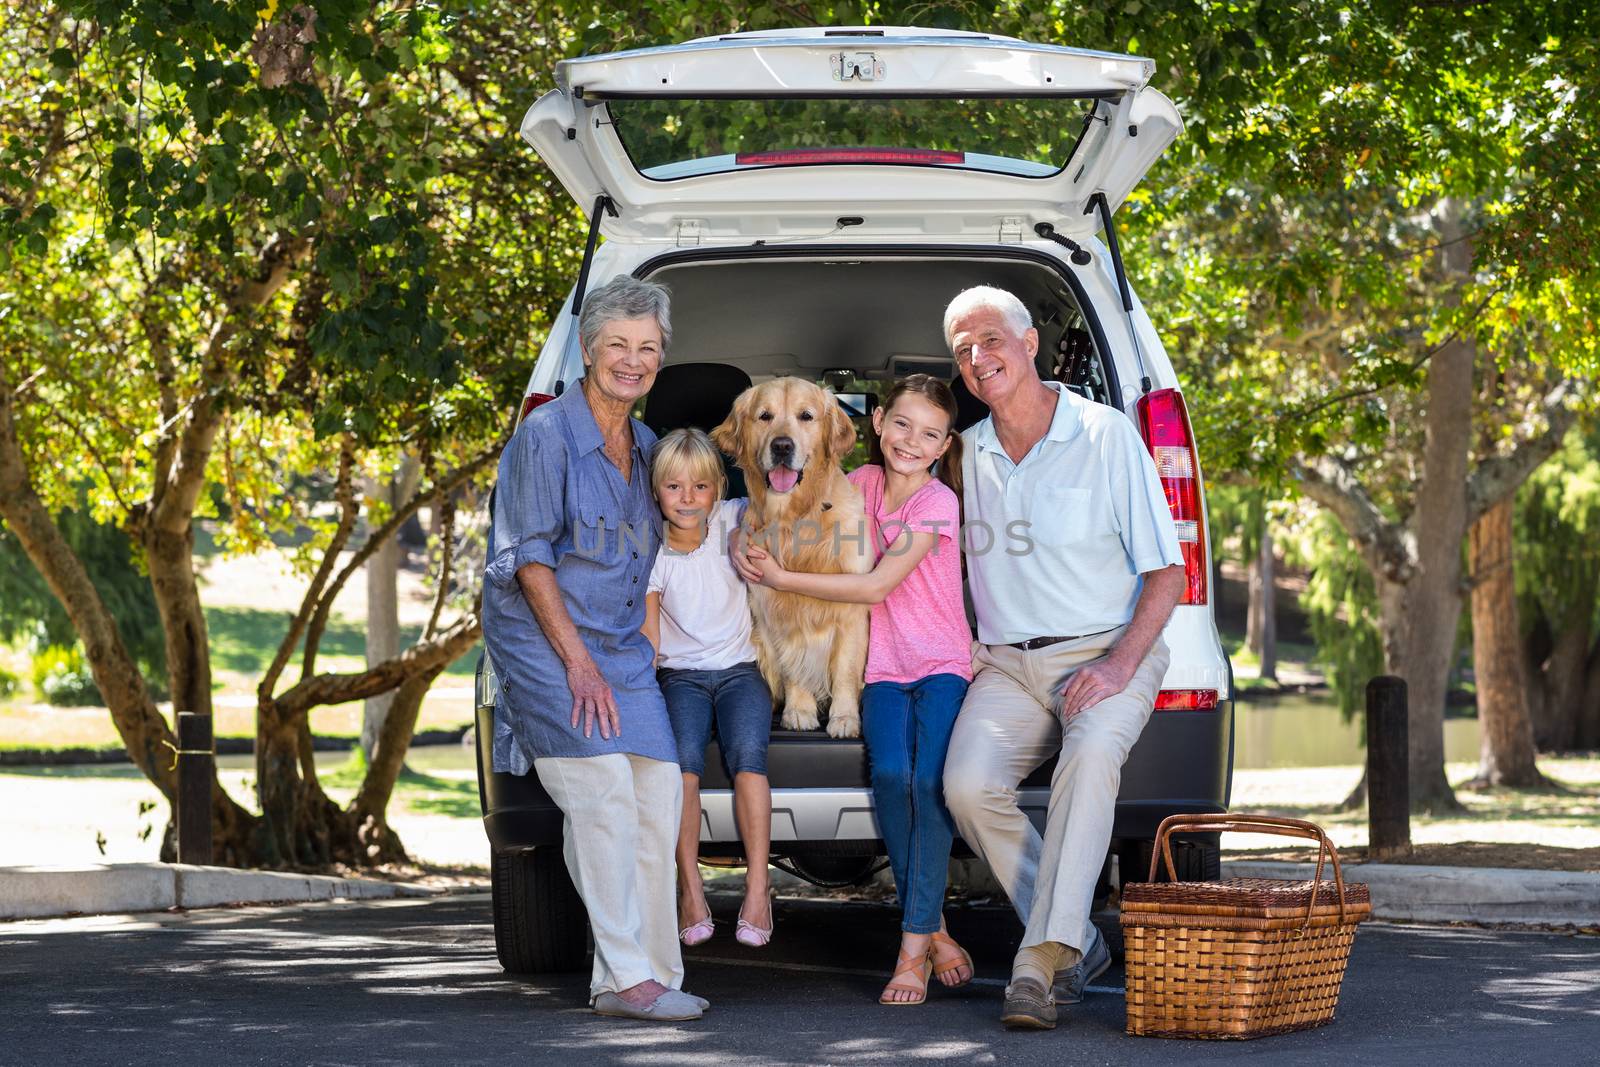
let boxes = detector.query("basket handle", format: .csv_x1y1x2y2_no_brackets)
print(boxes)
1148,813,1348,924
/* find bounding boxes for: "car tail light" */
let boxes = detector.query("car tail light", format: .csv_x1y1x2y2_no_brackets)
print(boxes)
519,392,556,420
1154,689,1220,711
734,147,964,166
1136,388,1207,605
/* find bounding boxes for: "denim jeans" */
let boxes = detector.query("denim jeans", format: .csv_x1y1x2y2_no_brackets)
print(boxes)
657,661,773,778
862,673,970,934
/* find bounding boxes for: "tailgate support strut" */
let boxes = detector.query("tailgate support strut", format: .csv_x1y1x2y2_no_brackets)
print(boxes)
570,193,620,320
1088,191,1150,395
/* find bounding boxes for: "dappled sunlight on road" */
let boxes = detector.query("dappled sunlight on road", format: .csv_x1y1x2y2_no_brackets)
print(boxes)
4,896,1599,1065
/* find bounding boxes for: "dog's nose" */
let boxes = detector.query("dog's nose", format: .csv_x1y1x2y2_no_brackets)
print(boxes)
770,436,795,461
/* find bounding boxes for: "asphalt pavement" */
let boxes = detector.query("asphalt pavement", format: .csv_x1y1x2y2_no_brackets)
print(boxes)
2,892,1596,1066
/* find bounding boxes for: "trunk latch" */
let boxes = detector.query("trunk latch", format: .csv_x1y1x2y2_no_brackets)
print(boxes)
831,52,883,81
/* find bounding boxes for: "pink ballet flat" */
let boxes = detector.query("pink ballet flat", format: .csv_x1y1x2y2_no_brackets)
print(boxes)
735,918,772,948
679,916,714,946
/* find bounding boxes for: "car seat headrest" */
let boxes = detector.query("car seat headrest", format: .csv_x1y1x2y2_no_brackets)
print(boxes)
948,372,991,434
643,362,754,438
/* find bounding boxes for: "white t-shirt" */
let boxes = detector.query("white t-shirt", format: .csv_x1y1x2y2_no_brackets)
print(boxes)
961,382,1183,645
647,499,758,670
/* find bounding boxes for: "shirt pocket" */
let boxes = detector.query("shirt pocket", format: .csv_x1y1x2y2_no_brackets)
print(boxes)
574,473,621,562
1027,485,1092,548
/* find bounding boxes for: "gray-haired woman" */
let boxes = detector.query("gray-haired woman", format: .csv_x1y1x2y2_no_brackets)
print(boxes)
482,275,704,1021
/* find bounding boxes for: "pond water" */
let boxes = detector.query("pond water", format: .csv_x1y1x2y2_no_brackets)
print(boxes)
1233,692,1480,769
368,691,1481,774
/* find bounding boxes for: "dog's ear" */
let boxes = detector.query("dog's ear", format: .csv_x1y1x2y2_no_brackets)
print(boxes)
710,386,753,461
826,391,856,458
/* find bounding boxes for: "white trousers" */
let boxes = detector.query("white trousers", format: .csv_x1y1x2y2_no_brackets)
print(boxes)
943,630,1168,965
534,752,684,999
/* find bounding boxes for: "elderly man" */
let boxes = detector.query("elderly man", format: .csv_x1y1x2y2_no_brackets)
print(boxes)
940,285,1185,1030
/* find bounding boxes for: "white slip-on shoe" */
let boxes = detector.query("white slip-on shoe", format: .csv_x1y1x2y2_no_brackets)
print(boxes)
592,990,703,1022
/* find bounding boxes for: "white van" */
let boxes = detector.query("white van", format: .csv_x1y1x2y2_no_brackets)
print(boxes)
475,27,1234,973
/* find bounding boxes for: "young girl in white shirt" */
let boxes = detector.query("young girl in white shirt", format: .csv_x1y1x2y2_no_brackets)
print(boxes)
643,428,774,949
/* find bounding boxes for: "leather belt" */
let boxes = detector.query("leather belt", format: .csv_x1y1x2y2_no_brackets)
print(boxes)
1006,627,1118,652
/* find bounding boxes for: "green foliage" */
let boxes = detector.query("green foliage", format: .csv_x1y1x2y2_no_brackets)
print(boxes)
0,664,17,700
1517,424,1600,637
0,506,166,680
1206,482,1269,568
1,0,1595,826
1283,511,1385,718
30,645,103,707
610,95,1094,172
1,0,568,535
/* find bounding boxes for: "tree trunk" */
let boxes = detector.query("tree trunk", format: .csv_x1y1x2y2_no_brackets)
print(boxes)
0,391,176,795
1,366,265,853
362,508,401,763
1466,498,1545,787
1536,600,1595,752
253,613,479,867
146,525,215,721
1522,614,1556,749
1579,641,1600,750
254,702,343,866
352,662,446,859
1374,571,1461,812
1384,201,1478,813
361,460,421,763
1247,521,1278,683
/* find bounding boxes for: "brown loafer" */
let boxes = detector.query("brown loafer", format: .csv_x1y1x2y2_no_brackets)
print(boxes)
1000,977,1056,1030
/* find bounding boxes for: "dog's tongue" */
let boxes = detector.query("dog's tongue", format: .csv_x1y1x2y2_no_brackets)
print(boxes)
767,467,800,493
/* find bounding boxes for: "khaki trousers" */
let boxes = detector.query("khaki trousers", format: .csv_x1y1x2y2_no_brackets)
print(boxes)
534,753,684,999
943,628,1168,964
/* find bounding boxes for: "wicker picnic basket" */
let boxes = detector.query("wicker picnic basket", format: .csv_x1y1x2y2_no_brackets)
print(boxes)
1121,814,1371,1040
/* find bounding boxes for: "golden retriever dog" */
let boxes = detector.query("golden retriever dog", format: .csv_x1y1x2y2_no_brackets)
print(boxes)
711,378,871,738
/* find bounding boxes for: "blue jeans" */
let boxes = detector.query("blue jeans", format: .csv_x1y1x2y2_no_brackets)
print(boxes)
657,661,773,778
862,673,970,934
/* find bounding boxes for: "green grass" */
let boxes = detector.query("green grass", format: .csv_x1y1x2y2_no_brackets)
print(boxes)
1230,757,1600,853
205,606,476,679
305,750,480,819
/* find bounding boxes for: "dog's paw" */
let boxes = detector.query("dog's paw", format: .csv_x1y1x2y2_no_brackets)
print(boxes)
782,706,821,732
825,714,861,739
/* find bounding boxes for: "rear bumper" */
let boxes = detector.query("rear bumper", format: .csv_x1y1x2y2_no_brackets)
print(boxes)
476,693,1233,855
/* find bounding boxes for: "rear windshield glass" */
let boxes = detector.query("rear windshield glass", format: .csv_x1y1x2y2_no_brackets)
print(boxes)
607,97,1098,181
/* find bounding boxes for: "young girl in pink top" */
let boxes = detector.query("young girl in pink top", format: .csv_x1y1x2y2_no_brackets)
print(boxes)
736,375,973,1006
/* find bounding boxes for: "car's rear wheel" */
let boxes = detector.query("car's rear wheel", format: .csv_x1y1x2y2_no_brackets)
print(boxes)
492,846,589,974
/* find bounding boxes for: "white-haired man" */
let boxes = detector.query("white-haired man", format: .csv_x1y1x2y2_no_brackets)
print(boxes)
940,285,1185,1030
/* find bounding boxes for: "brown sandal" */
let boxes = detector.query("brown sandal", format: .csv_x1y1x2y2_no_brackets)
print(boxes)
879,946,932,1006
929,929,974,988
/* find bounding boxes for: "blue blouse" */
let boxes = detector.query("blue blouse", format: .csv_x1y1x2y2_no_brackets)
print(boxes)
482,383,675,771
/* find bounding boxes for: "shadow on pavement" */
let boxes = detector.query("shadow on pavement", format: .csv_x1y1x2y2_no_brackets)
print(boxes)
2,894,1597,1065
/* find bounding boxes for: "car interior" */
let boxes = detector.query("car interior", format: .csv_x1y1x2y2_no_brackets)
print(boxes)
636,254,1112,446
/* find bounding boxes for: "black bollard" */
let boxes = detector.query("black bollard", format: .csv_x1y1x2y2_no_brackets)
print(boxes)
1365,676,1410,860
176,711,214,865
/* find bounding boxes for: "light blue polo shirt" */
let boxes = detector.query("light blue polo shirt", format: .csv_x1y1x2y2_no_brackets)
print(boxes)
960,382,1183,646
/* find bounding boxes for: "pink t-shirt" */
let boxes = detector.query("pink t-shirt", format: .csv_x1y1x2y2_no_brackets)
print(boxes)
848,464,973,685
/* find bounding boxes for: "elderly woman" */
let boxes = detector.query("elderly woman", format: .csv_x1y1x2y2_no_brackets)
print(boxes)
482,275,704,1022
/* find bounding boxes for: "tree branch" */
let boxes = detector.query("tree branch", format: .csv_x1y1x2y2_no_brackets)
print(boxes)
0,363,176,795
1466,379,1580,524
258,438,359,702
273,612,480,718
149,233,306,534
1293,453,1416,581
300,441,500,679
32,390,134,515
1285,283,1508,424
424,492,456,639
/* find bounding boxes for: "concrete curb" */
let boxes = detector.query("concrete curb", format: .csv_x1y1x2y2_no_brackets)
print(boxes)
0,863,438,921
1223,859,1600,926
